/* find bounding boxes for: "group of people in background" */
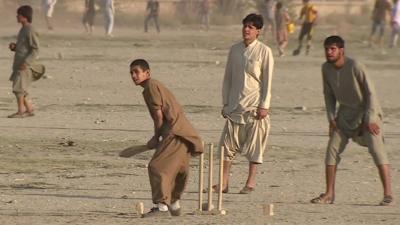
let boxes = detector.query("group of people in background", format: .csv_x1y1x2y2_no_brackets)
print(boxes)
263,0,400,56
42,0,115,36
39,0,400,49
40,0,216,36
262,0,318,57
42,0,160,36
369,0,400,49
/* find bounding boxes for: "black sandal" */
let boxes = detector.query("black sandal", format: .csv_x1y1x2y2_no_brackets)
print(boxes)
310,193,334,204
379,196,394,206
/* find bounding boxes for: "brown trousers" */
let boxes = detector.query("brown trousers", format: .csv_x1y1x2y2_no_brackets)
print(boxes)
148,134,191,205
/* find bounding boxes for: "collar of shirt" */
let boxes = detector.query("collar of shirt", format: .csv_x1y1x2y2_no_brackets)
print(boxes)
242,39,258,49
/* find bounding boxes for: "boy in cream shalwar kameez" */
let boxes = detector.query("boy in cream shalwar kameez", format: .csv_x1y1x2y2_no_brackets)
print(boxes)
311,36,393,206
218,13,274,194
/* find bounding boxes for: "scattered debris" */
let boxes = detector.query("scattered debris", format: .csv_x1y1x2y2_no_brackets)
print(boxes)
58,140,76,147
57,52,64,60
42,75,53,79
135,164,148,169
294,106,307,111
94,119,106,124
64,174,85,179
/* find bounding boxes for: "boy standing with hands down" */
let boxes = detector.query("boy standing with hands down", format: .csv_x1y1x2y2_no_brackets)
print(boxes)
8,5,44,118
219,14,274,194
129,59,204,218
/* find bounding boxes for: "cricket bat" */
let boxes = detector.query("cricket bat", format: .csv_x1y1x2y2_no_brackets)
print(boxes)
119,145,153,158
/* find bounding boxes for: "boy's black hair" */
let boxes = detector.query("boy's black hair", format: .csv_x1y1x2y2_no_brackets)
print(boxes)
17,5,33,23
130,59,150,71
242,13,264,29
324,35,345,48
276,2,283,10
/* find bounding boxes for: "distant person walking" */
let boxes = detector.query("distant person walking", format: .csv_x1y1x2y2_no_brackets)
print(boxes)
275,1,291,56
42,0,57,30
369,0,392,50
390,0,400,47
200,0,210,30
292,0,318,56
262,0,276,41
145,0,160,33
103,0,114,37
83,0,96,35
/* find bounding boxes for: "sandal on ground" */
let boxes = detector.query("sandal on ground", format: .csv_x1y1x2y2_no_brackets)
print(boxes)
379,196,394,206
310,193,334,204
239,186,255,194
7,112,26,118
202,184,229,194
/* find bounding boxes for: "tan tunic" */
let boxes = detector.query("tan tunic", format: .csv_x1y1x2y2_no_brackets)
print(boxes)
142,79,203,155
322,57,382,135
222,40,274,124
10,25,39,80
322,57,389,165
10,25,40,97
142,79,203,205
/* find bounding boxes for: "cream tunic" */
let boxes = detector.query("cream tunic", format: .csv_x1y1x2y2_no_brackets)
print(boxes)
222,39,274,124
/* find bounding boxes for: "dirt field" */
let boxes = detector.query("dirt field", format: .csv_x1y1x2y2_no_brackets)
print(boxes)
1,18,400,225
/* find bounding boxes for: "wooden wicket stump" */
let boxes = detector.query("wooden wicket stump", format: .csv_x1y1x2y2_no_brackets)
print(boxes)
195,143,226,216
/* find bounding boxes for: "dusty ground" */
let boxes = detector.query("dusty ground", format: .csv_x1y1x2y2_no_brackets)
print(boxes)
1,20,400,225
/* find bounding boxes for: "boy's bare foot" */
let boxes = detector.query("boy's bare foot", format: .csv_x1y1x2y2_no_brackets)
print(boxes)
239,186,255,194
7,111,34,118
202,184,229,193
23,111,35,117
7,112,26,118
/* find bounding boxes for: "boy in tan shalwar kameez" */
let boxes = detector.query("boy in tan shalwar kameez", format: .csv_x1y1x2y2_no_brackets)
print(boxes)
129,59,203,218
311,36,393,206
